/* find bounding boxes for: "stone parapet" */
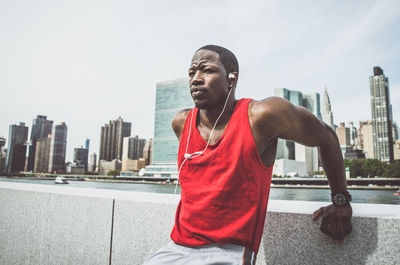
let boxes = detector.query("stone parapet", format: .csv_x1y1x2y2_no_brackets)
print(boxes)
0,181,399,265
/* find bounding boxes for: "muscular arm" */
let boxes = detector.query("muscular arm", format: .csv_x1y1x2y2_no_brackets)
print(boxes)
250,97,352,239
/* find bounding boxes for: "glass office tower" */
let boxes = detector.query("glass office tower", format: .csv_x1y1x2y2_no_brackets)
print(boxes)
146,77,193,177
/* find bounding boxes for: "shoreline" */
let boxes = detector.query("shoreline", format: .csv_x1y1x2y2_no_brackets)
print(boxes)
1,176,399,190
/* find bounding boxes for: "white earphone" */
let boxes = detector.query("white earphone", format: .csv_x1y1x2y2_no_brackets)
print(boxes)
228,73,235,79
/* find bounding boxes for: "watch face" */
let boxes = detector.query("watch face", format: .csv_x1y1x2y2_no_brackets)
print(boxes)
333,194,346,206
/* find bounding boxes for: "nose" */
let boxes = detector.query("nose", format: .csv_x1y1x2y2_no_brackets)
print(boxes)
191,71,204,86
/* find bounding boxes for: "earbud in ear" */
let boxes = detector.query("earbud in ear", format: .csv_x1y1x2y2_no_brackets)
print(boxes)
228,73,235,79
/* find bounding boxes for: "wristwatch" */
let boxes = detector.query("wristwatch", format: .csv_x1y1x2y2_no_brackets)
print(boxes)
331,191,352,206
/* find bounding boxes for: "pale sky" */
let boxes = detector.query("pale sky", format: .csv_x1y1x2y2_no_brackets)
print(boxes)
1,0,399,161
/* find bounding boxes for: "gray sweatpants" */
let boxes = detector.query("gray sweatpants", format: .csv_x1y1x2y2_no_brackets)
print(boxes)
142,241,256,265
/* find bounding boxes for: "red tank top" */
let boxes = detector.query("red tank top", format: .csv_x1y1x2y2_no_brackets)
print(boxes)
170,98,274,253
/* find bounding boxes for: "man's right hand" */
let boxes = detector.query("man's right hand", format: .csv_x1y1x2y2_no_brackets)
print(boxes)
312,204,353,240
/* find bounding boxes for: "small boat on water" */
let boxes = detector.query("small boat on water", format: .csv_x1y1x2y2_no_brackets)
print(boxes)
394,190,400,196
54,176,69,184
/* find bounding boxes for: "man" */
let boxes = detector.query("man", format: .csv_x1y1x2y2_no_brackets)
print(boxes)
143,45,352,265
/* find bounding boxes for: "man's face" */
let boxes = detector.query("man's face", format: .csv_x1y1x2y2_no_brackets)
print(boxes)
188,49,229,109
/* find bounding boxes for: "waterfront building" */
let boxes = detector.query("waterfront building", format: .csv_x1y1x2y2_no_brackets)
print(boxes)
0,137,6,172
336,122,351,147
274,87,320,175
65,162,85,174
73,146,89,169
349,122,357,146
122,135,146,160
273,88,300,160
88,153,97,173
394,140,400,160
295,143,319,175
121,158,146,171
145,77,193,177
393,121,399,140
99,117,131,161
344,148,366,160
5,122,29,173
276,139,295,160
357,121,374,159
33,134,51,173
303,92,322,120
273,159,307,177
98,159,121,175
0,137,5,149
321,87,335,129
27,115,53,171
370,66,394,163
143,138,153,166
48,123,68,173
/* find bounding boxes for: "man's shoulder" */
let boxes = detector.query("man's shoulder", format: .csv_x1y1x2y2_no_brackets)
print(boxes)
249,97,292,119
173,108,192,124
171,108,192,136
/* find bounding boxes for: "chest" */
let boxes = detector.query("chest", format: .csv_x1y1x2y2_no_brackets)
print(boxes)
197,124,227,146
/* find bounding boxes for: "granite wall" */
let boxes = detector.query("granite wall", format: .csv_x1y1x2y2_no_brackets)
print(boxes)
0,181,399,265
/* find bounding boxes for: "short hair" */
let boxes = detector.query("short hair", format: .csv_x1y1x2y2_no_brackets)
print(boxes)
195,45,239,74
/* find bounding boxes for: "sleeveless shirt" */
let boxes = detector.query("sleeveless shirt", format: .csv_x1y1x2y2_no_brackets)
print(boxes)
170,98,274,253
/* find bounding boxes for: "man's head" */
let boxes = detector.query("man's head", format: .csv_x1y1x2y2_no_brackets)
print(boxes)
189,45,239,109
195,45,239,75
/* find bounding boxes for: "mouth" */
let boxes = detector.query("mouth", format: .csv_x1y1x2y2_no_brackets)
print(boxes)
191,87,206,99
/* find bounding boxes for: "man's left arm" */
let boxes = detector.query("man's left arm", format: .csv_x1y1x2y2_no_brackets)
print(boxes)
253,97,352,240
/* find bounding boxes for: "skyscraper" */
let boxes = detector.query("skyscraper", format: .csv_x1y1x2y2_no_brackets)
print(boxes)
122,135,146,160
0,137,5,149
152,78,193,164
34,134,51,173
85,139,90,150
27,115,53,171
0,137,7,173
48,122,68,173
273,88,299,160
392,121,399,141
88,153,97,172
370,66,394,163
73,147,89,168
336,122,351,147
146,77,193,176
274,88,321,175
5,122,29,173
143,138,153,165
99,117,131,161
303,93,322,120
321,87,334,129
349,122,357,146
357,121,374,159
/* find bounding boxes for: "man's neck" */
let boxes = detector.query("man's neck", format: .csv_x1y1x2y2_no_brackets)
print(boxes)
198,98,237,129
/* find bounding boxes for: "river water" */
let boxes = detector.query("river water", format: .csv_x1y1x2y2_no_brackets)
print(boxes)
1,177,399,205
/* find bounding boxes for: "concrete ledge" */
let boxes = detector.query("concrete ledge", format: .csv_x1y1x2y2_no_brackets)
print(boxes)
1,181,399,265
0,184,114,265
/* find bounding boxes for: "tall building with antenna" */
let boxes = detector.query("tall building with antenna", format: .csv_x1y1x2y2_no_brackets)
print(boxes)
321,87,334,129
370,66,394,163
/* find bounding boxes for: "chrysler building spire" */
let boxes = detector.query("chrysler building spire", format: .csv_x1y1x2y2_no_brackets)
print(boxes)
322,86,334,128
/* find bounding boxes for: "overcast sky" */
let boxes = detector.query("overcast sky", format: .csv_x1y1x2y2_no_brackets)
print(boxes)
1,0,399,161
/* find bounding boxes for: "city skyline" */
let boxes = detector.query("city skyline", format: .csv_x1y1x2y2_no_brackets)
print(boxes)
1,1,399,162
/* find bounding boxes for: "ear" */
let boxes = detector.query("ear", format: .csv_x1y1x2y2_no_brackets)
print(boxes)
227,72,238,88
